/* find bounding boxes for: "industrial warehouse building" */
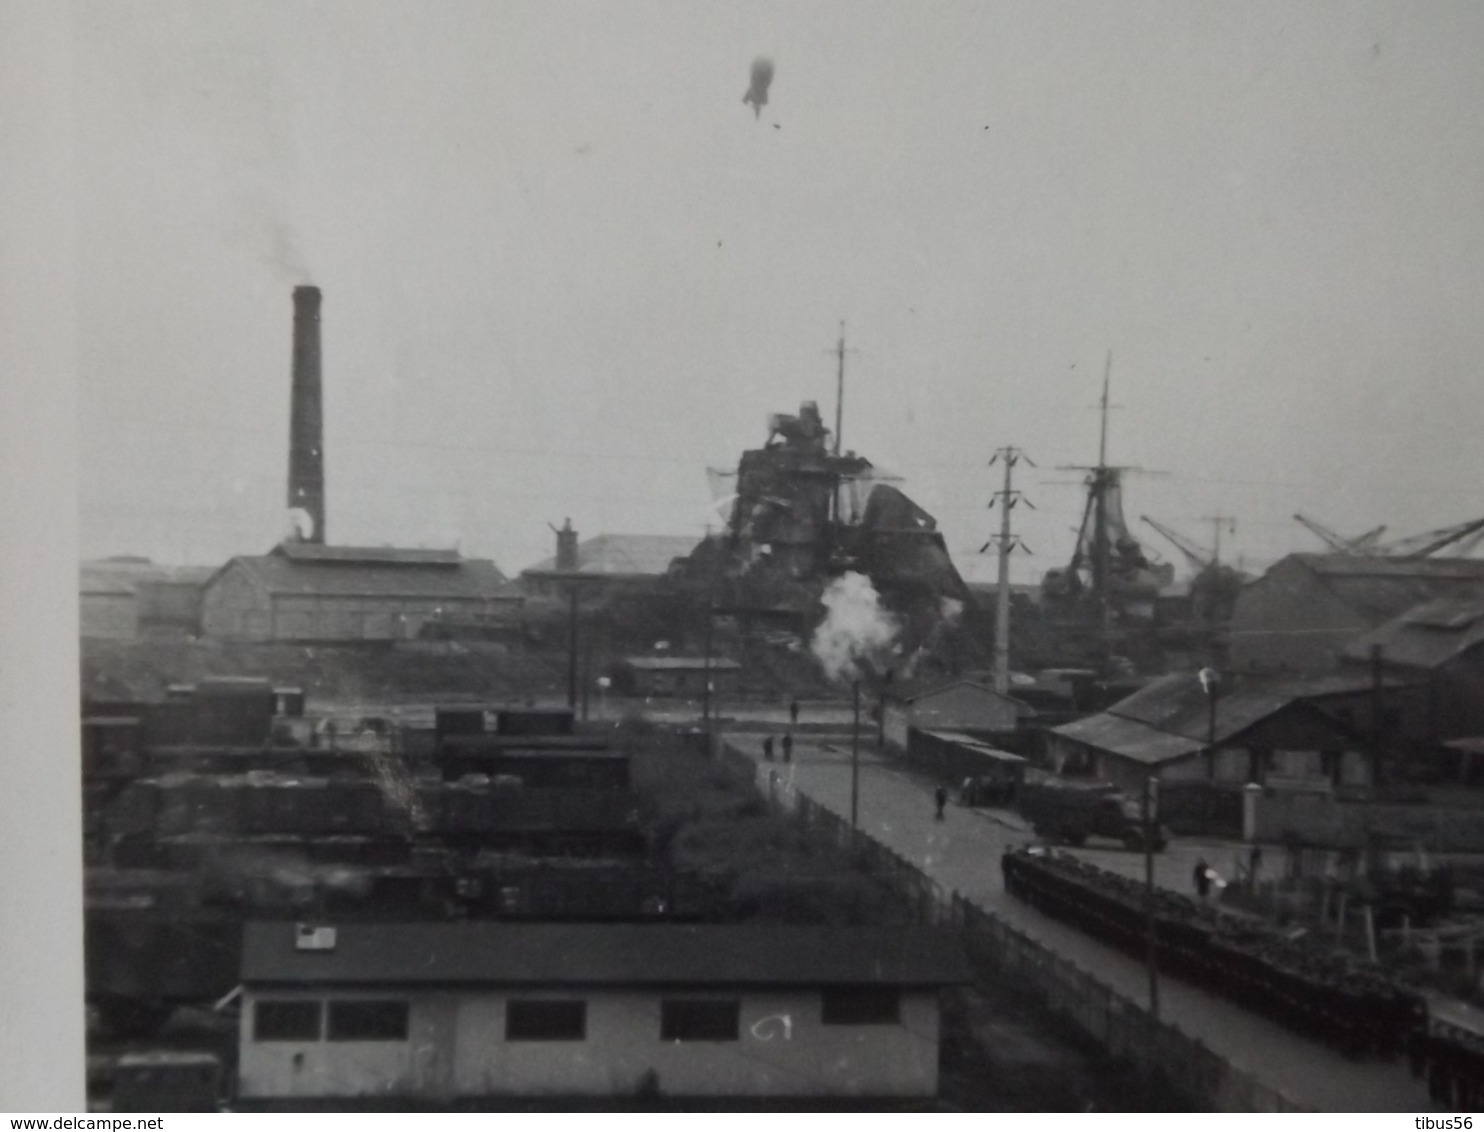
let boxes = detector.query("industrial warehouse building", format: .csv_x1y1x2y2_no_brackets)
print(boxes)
81,558,215,639
237,921,969,1105
1228,554,1484,673
882,679,1033,750
199,544,510,642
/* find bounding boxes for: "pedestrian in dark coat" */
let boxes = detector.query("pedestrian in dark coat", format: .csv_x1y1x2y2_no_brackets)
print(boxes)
789,699,800,726
762,735,774,761
781,732,793,762
934,785,948,821
1194,858,1212,900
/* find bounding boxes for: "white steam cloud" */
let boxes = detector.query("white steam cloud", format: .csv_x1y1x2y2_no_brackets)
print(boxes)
811,571,900,684
939,597,964,626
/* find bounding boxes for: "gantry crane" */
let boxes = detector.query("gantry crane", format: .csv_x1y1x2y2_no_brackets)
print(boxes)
1371,517,1484,559
1140,515,1214,572
1292,514,1388,554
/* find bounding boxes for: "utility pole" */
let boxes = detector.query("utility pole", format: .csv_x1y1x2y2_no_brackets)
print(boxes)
984,447,1035,694
1201,514,1236,567
702,590,716,736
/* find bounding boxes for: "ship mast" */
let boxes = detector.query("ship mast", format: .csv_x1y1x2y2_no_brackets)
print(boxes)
1094,351,1113,645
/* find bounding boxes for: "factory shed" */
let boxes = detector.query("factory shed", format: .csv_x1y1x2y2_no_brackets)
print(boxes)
1342,597,1484,740
237,920,970,1104
883,679,1033,751
612,656,742,698
1228,554,1484,673
200,544,508,642
81,558,159,639
1048,672,1371,833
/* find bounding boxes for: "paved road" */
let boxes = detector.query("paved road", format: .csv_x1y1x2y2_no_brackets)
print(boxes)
733,731,1436,1113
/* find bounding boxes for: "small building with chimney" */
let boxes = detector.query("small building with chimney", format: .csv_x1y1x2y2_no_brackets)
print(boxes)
519,526,699,601
199,543,509,642
236,920,969,1106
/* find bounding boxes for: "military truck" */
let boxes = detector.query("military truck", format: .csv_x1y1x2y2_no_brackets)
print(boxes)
1019,779,1168,851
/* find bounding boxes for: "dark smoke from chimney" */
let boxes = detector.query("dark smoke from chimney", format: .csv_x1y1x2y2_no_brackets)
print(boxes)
288,285,325,544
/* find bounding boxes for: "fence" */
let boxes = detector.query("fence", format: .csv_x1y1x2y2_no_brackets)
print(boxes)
719,739,1310,1112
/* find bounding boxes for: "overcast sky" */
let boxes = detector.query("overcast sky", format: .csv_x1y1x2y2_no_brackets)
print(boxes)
76,1,1484,582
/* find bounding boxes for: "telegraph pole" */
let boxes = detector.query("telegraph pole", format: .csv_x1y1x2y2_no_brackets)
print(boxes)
985,447,1034,694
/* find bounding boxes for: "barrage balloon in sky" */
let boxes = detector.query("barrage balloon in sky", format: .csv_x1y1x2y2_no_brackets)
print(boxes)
743,56,774,120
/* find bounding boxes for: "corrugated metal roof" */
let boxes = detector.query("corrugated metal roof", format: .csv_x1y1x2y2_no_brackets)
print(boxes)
1108,673,1295,742
242,922,971,987
220,553,507,600
1051,712,1204,765
919,730,1026,763
523,533,700,578
1296,553,1484,579
80,559,166,595
1287,554,1484,622
1341,597,1484,670
621,656,742,671
904,679,1033,714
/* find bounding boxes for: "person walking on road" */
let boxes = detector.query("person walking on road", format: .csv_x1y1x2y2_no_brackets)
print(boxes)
789,698,800,726
1193,858,1212,901
934,784,948,821
781,732,793,763
762,735,774,762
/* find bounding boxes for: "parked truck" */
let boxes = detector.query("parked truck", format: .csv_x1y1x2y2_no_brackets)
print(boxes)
1019,779,1169,851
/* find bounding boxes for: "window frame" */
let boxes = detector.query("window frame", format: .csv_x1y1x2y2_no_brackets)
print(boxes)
504,998,588,1042
325,999,411,1042
820,985,902,1026
659,998,741,1042
252,999,323,1042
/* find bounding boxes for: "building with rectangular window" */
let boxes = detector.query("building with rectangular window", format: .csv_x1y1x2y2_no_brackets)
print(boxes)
238,920,969,1105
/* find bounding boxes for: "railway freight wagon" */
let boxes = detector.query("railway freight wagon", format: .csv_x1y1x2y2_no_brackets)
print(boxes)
100,773,645,857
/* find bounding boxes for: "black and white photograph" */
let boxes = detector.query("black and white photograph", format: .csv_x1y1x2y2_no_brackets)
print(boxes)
6,0,1484,1114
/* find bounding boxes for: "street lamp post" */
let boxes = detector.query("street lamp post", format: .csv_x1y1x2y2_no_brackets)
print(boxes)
1199,666,1221,778
1143,773,1159,1019
566,584,580,711
851,680,861,828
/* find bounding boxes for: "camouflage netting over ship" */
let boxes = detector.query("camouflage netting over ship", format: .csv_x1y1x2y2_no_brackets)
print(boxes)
674,401,975,675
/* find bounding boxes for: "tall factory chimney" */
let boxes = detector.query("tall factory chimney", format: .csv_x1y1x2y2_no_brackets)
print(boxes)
287,284,325,544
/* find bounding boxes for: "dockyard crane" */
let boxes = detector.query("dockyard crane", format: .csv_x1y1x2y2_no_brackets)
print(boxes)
1292,514,1387,554
1140,515,1214,573
1372,516,1484,559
